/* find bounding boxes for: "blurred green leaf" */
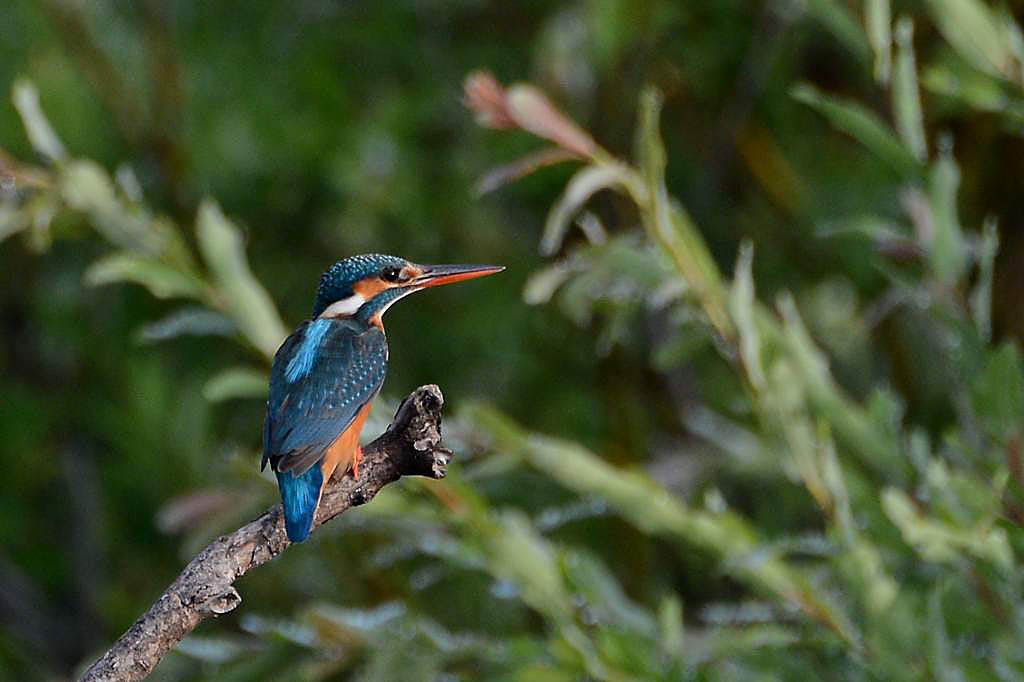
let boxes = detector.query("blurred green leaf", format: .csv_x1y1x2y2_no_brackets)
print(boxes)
969,218,998,341
176,635,252,664
696,625,803,667
923,0,1019,81
927,149,967,284
803,0,871,62
637,89,666,191
635,87,729,334
882,488,1013,571
523,261,574,305
481,510,573,622
540,165,623,256
820,433,901,620
969,342,1024,442
196,199,288,358
893,17,927,161
561,550,656,636
542,237,674,354
84,252,207,300
791,83,921,177
137,307,236,344
59,161,195,268
729,240,764,390
866,0,892,83
203,367,268,402
501,665,578,682
927,585,969,682
815,214,909,242
11,79,66,162
776,295,905,480
656,595,684,662
922,62,1024,123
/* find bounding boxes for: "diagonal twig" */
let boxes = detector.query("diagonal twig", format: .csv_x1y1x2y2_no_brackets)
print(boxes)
80,385,452,682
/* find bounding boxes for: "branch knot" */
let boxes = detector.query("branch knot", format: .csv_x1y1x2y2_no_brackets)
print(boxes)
199,587,241,615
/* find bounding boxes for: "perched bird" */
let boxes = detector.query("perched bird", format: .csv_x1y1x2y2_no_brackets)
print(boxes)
261,254,503,542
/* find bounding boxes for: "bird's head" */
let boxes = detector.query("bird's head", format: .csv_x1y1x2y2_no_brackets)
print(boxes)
313,253,504,324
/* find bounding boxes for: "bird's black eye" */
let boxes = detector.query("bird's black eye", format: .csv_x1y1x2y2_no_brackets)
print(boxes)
381,267,402,282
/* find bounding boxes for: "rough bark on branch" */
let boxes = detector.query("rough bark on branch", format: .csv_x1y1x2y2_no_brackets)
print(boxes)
79,385,451,682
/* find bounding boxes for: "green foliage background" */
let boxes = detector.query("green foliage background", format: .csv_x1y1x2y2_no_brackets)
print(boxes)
2,1,1024,680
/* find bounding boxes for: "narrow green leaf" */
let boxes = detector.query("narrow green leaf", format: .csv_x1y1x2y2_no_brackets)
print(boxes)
849,540,899,618
927,148,967,284
484,510,573,622
12,79,65,162
636,88,666,192
922,63,1024,122
776,294,905,480
60,161,195,267
203,367,268,402
523,262,573,305
730,240,764,390
924,0,1015,81
689,624,802,665
819,428,853,539
136,307,236,344
792,83,921,177
882,488,1013,570
474,147,577,196
969,217,998,341
803,0,871,62
815,214,910,242
657,595,684,659
893,17,927,161
1000,5,1024,72
196,199,287,359
866,0,892,83
85,252,207,300
636,87,730,334
25,194,57,252
540,165,623,256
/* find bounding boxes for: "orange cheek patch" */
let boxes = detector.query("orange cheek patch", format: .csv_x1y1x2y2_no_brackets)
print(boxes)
353,278,390,299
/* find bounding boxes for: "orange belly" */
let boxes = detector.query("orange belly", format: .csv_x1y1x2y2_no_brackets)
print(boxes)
320,401,372,486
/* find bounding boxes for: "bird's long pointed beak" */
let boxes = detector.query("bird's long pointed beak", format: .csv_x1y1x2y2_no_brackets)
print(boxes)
413,263,505,288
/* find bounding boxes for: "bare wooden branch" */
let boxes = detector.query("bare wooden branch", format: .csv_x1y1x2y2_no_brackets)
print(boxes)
79,385,451,682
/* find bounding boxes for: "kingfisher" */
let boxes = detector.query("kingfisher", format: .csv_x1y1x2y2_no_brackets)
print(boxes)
261,254,503,542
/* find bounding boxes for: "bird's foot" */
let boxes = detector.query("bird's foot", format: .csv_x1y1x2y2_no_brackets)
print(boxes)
351,445,362,479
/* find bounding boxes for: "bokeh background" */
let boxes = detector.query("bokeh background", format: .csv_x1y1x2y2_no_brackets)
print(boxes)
2,1,1024,680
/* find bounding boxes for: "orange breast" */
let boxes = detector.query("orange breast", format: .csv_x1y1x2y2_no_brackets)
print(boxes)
320,401,372,484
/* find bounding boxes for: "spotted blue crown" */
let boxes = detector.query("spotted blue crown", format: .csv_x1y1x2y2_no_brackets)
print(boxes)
312,253,407,318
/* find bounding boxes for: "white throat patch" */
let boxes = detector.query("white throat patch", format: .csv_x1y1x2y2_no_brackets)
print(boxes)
318,293,366,318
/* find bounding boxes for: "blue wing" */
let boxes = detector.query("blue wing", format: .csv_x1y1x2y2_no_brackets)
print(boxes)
262,317,388,475
262,318,388,542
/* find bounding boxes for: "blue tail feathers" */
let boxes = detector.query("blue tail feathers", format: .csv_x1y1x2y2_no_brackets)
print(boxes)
276,465,324,542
